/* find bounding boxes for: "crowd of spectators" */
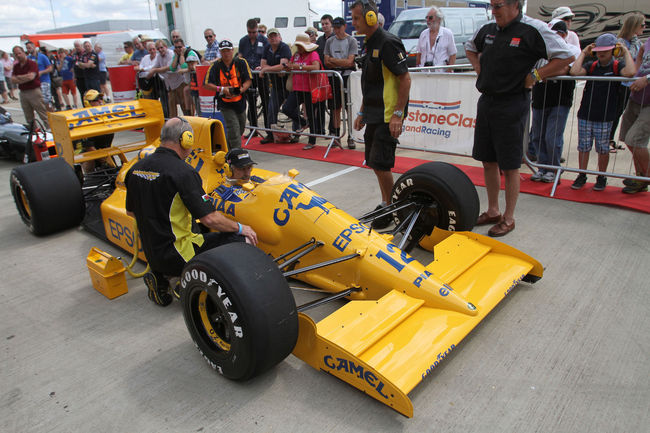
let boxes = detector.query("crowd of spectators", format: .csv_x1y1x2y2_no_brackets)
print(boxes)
1,6,647,198
523,7,648,195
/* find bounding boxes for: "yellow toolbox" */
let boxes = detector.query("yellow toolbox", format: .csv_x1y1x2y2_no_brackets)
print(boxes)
86,247,128,299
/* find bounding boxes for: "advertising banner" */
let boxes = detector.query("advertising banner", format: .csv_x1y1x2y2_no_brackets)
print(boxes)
349,71,481,156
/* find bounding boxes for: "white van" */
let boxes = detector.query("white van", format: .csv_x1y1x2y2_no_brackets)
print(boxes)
93,30,170,67
388,7,489,65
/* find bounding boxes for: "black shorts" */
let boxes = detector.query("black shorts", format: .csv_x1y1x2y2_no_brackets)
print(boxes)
327,74,349,110
473,92,530,170
153,231,245,277
364,122,397,171
99,71,107,85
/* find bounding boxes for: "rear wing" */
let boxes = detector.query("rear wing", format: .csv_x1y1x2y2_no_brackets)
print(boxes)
48,99,165,166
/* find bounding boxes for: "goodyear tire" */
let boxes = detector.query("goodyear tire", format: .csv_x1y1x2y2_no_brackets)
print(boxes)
10,158,84,236
181,242,298,381
391,162,479,250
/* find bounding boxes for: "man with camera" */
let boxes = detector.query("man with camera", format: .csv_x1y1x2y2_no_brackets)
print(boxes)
204,39,253,150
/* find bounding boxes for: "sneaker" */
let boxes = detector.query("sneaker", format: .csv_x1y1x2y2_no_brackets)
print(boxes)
622,180,648,194
593,175,607,191
623,175,642,187
371,204,393,229
571,173,587,190
347,141,356,150
303,143,315,150
530,170,544,182
541,172,557,183
143,272,173,307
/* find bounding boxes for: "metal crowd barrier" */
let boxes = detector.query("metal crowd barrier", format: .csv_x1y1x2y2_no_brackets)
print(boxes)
525,74,649,196
244,69,347,158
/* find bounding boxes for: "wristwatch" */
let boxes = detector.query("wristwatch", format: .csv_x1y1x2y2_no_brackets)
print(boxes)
393,110,403,118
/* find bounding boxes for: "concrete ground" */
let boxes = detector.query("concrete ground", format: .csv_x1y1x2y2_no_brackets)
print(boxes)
1,105,648,433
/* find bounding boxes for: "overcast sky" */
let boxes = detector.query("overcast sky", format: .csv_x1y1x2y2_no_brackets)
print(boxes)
0,0,342,36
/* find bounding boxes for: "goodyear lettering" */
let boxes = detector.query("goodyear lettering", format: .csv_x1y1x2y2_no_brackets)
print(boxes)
108,218,135,247
504,273,526,297
421,345,455,379
439,283,453,297
180,275,243,338
391,178,413,201
413,270,432,288
323,355,389,399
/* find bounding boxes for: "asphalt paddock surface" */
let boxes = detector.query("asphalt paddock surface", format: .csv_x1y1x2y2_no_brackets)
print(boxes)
1,146,649,432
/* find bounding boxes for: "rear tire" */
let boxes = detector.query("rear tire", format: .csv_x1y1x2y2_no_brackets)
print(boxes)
10,158,84,236
181,242,298,380
391,162,479,250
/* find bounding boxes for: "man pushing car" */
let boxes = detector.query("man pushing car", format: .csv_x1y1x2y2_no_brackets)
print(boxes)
125,117,257,307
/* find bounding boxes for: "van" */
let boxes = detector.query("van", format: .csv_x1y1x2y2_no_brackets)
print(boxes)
92,30,170,67
387,7,490,66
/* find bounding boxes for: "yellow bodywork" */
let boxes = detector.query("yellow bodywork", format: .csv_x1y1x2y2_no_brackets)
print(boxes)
51,100,543,418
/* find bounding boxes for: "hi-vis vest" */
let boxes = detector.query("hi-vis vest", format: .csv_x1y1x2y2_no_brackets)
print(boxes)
219,61,242,103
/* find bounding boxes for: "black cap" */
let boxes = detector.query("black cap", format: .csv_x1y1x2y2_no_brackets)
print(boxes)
333,17,345,27
218,39,234,50
550,20,568,35
226,148,257,168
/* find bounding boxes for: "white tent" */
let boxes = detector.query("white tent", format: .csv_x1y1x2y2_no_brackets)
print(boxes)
39,38,92,52
0,37,21,54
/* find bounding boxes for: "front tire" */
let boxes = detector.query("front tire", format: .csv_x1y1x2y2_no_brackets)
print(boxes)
391,162,479,250
181,242,298,380
10,158,84,236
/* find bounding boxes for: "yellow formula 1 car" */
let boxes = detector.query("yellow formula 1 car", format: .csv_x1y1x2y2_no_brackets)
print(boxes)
9,100,543,418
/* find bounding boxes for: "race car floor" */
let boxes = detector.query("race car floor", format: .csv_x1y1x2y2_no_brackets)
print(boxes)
1,127,649,432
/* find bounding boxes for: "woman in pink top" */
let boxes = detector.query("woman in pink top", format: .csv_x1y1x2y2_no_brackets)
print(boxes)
1,51,18,100
281,34,325,149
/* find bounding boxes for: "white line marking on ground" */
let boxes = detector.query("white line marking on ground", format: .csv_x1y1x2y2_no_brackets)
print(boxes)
305,166,360,188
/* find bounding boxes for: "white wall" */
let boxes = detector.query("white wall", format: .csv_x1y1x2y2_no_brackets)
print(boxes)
155,0,314,51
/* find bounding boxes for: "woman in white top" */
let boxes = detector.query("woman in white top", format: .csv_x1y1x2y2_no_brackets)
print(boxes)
137,41,159,99
415,7,457,69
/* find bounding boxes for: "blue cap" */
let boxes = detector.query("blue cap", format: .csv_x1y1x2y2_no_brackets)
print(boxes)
592,33,617,52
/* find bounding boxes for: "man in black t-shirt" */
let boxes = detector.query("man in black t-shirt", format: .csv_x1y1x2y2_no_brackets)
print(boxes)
125,117,257,306
72,40,86,99
79,41,101,92
465,0,573,237
351,0,411,229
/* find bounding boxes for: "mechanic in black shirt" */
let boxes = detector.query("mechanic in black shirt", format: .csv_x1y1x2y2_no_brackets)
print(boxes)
125,117,258,306
465,0,573,237
351,0,411,229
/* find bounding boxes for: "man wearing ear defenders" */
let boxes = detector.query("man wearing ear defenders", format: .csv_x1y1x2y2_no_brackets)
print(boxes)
125,117,258,307
351,0,411,230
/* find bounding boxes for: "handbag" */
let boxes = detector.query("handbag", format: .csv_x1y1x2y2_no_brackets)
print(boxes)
310,62,332,104
286,73,293,92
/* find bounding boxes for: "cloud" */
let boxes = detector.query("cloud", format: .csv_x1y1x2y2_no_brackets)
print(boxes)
1,0,151,35
1,0,341,36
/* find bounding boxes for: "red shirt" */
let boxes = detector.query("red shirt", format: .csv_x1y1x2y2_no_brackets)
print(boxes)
13,59,40,90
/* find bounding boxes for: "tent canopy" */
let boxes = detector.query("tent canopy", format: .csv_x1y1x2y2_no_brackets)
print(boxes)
40,38,91,51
